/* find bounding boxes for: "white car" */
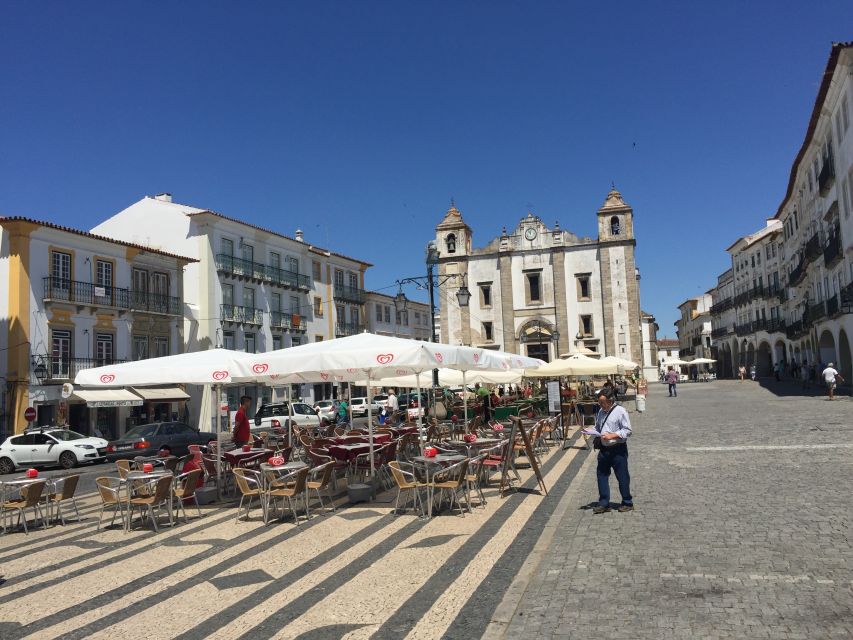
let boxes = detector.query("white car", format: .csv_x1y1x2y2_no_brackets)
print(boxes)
0,428,109,474
313,400,341,422
373,394,389,408
251,402,320,434
349,397,382,417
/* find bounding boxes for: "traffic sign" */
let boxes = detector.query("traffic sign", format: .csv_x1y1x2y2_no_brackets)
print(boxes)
24,407,37,422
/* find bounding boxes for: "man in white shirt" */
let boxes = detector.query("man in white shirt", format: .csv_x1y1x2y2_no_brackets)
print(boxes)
593,386,634,514
822,363,844,401
387,389,399,414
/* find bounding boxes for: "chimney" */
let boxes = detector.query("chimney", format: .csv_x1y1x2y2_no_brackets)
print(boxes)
154,193,173,203
295,229,304,242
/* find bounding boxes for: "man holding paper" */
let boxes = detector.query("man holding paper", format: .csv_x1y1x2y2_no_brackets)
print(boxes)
592,386,634,514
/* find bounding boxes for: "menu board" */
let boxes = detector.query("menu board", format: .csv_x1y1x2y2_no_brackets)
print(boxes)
547,381,560,413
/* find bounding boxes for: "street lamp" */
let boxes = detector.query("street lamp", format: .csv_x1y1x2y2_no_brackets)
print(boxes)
394,240,471,412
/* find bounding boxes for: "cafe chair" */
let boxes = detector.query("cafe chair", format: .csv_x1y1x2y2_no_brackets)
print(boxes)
95,477,127,531
306,461,336,514
388,461,426,517
465,454,489,509
2,480,48,534
115,459,132,480
46,474,82,525
265,467,309,525
333,427,346,436
427,458,470,517
173,469,203,522
128,475,174,533
232,468,265,522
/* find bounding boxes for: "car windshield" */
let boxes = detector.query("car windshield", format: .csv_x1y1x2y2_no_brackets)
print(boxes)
123,424,159,439
46,430,87,441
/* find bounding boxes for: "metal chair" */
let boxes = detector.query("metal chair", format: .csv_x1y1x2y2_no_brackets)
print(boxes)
2,480,48,534
173,469,203,522
95,477,126,531
46,474,82,525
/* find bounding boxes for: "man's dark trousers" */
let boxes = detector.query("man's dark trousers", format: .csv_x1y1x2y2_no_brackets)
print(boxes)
668,383,677,396
597,443,632,508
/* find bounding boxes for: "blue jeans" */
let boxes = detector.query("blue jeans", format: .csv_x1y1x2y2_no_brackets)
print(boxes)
668,383,677,396
597,443,632,507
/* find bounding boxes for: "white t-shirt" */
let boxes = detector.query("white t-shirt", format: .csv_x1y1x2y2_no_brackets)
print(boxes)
387,393,399,411
823,367,839,383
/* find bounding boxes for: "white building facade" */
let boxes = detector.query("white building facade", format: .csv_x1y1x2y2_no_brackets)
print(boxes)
366,292,432,341
434,188,644,364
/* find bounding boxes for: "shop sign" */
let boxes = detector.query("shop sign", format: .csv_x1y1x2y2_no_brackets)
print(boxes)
88,399,143,408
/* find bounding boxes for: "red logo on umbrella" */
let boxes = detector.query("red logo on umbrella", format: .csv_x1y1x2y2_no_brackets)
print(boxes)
473,353,480,363
320,373,329,381
376,354,394,365
252,363,269,374
212,371,228,381
435,353,444,363
99,374,115,384
269,374,280,380
396,369,407,375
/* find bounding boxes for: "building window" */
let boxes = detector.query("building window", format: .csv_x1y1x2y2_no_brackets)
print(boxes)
337,306,346,326
314,297,323,317
221,284,233,307
376,303,383,321
272,335,283,350
221,238,234,256
350,307,360,327
480,284,491,307
610,216,620,235
526,272,541,303
414,311,421,325
384,306,391,323
576,274,591,300
288,256,299,274
395,311,402,325
315,335,324,342
222,331,235,350
483,322,493,341
244,333,256,354
95,334,114,366
289,295,299,314
402,311,408,326
334,269,344,287
348,272,358,288
446,233,457,253
133,336,148,361
51,250,72,284
580,315,593,337
291,337,301,346
152,336,169,358
241,242,254,263
313,261,322,281
50,330,71,378
244,287,255,310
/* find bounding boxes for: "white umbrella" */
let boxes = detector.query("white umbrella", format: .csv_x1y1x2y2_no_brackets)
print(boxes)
688,357,716,364
524,353,619,377
661,358,690,366
600,355,639,370
359,367,522,388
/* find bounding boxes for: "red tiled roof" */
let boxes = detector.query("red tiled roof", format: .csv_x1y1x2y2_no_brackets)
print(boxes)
0,216,198,263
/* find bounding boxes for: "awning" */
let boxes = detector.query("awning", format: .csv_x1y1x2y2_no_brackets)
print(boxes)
72,388,144,408
131,386,191,402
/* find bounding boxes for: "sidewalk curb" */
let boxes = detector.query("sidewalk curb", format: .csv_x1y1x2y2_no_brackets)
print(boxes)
482,444,597,640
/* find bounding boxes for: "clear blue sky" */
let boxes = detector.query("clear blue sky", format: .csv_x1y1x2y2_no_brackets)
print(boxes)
2,2,851,336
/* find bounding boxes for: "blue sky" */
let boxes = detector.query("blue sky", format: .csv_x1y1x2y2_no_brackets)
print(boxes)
2,2,851,336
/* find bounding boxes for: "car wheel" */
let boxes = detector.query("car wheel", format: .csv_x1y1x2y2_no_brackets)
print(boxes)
59,451,77,470
0,457,15,475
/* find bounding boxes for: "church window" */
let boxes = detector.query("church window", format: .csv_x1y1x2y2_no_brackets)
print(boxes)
610,216,621,235
446,234,457,253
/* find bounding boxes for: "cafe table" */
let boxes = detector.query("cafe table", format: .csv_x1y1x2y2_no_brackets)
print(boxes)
122,470,174,531
442,438,504,457
222,448,273,466
0,476,52,534
411,454,466,517
259,460,308,488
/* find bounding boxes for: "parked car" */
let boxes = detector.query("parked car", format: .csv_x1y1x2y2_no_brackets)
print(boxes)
105,422,216,461
313,400,341,422
252,402,320,433
349,397,382,417
0,428,109,474
373,394,389,408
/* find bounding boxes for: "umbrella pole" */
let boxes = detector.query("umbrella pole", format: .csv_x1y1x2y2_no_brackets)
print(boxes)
214,384,222,502
416,376,424,454
347,382,353,425
462,370,468,434
367,379,375,477
287,385,293,447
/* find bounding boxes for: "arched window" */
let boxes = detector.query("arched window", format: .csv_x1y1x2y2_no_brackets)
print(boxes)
610,216,621,235
446,234,457,253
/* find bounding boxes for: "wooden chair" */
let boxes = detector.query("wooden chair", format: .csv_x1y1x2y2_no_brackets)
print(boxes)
173,469,203,522
2,480,48,534
306,462,336,514
46,474,82,525
95,477,126,531
265,467,309,525
232,468,265,522
388,461,426,516
128,475,174,532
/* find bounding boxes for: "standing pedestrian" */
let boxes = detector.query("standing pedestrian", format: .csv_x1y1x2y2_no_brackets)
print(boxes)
821,363,844,401
592,386,633,514
232,395,252,447
738,365,746,382
665,366,678,397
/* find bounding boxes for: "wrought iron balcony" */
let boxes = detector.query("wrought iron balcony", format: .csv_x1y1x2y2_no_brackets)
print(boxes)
215,254,267,281
734,292,750,307
826,294,839,316
751,319,767,333
823,228,842,268
804,232,822,264
335,322,364,337
766,318,786,334
220,304,264,325
785,320,804,340
710,298,732,314
270,311,305,331
267,265,311,290
711,326,731,339
788,261,806,287
735,323,753,337
842,282,853,314
333,284,367,304
818,157,835,195
31,355,128,383
43,277,181,316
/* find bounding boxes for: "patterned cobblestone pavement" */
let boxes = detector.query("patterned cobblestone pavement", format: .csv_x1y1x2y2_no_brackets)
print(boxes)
494,380,853,639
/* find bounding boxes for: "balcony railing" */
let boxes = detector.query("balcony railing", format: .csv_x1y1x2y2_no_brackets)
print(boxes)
818,157,835,195
788,261,806,287
267,265,311,290
734,292,750,307
710,298,733,314
735,324,752,337
270,311,305,331
220,304,264,325
826,294,839,316
691,336,702,347
335,322,364,337
711,326,731,339
823,228,842,268
333,284,367,304
32,355,128,383
785,320,804,340
766,318,786,334
804,232,822,264
43,277,180,316
842,282,853,314
216,254,311,290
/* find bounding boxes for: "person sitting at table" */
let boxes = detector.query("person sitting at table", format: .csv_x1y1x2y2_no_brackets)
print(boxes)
232,395,252,447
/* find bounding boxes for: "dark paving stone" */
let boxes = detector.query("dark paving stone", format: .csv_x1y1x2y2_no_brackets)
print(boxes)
209,569,273,591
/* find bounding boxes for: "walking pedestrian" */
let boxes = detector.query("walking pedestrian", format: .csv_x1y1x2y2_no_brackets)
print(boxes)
821,363,844,401
592,386,633,514
665,366,678,397
232,395,252,447
738,365,746,382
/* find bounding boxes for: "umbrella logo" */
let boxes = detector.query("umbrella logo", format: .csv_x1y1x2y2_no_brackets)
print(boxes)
473,353,479,363
99,374,115,384
320,373,329,381
396,369,407,375
252,363,269,374
212,371,228,381
435,353,444,363
376,354,394,365
269,374,281,380
347,368,357,373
